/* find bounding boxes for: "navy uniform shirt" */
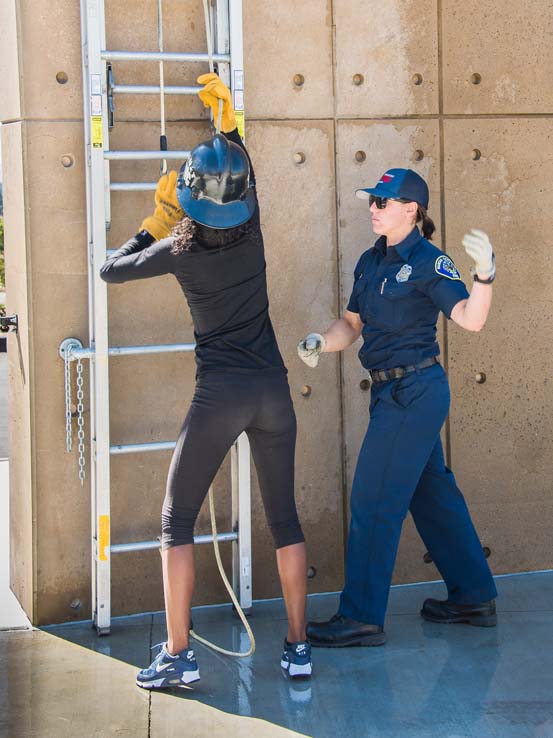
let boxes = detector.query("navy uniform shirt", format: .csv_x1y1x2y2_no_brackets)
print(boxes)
347,227,469,371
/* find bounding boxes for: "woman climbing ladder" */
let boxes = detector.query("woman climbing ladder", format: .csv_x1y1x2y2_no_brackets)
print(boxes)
100,73,312,687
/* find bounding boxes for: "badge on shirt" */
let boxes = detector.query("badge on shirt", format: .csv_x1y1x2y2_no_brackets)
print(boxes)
395,264,413,283
435,255,461,280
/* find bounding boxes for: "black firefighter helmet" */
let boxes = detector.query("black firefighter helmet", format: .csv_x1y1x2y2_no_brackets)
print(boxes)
176,134,256,229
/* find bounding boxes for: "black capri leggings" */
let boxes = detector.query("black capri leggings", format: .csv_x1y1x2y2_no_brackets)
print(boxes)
161,371,304,550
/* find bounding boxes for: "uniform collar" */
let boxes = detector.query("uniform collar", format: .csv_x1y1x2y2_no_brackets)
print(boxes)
374,227,422,262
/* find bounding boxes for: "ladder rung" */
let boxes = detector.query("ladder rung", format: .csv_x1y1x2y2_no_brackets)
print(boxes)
102,50,231,64
110,441,176,455
110,532,238,554
67,343,195,360
110,183,157,192
112,84,201,96
108,343,195,357
104,150,190,161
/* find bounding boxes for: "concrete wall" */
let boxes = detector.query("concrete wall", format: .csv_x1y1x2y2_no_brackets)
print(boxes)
1,0,551,625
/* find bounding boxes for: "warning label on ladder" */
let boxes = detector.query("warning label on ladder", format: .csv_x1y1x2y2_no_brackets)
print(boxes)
91,116,103,148
236,111,245,141
98,515,110,560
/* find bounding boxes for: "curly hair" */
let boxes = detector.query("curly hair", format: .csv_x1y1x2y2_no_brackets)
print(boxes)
171,216,260,254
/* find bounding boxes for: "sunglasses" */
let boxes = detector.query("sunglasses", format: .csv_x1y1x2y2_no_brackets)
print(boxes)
369,195,412,209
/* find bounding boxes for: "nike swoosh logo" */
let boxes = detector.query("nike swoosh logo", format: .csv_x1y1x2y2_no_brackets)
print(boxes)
156,661,175,673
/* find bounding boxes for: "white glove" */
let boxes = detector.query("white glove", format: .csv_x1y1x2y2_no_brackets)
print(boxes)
297,333,326,368
462,229,495,280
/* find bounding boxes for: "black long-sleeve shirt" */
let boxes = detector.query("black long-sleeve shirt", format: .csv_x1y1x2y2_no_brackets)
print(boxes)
100,130,287,377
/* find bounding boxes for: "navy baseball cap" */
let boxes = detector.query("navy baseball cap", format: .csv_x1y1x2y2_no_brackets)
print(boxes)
356,168,429,209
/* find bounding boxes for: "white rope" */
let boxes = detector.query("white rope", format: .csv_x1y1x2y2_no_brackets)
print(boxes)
202,0,215,73
157,0,167,175
189,485,256,657
202,0,223,135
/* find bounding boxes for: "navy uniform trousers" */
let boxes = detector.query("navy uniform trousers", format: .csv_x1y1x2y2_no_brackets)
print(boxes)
339,362,497,626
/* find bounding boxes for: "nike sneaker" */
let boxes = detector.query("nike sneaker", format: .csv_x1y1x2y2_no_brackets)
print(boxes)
136,643,200,689
280,639,312,678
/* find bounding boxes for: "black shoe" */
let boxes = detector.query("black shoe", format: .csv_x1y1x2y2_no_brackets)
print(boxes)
421,598,497,627
306,614,386,648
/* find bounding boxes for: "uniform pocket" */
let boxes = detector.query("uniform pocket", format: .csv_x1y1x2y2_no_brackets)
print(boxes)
367,282,417,331
381,282,416,301
390,373,429,408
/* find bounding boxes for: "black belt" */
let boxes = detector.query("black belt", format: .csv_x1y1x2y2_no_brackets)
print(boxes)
369,356,440,384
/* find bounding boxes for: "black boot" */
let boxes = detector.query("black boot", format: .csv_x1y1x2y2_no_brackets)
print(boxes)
307,614,386,648
421,598,497,627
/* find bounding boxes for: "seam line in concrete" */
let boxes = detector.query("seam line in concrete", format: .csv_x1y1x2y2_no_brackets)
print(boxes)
436,0,452,469
9,113,553,127
329,0,349,563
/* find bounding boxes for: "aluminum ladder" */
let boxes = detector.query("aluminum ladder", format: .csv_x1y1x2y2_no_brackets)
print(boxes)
68,0,251,635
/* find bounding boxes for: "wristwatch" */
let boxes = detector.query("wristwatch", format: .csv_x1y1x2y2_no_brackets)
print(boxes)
473,252,495,284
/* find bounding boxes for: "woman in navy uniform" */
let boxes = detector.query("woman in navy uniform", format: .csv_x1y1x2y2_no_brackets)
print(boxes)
298,168,497,647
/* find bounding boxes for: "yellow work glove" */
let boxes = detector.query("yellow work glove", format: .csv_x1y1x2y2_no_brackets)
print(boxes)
197,72,236,133
140,170,184,241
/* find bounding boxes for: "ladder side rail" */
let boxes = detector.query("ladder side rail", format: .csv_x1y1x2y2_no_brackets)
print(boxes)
81,0,112,635
231,433,252,610
227,0,251,609
215,0,231,87
80,0,98,627
229,0,245,139
217,0,249,609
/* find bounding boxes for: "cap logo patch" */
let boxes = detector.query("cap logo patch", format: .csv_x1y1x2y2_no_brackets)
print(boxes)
396,264,412,283
435,255,461,280
380,173,395,184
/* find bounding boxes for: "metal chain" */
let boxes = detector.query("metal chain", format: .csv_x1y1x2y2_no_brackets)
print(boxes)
64,353,73,453
76,358,86,485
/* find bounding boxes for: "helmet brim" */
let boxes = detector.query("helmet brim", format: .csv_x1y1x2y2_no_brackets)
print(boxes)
178,187,257,229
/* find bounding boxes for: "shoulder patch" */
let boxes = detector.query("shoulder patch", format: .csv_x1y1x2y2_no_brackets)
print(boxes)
435,255,461,281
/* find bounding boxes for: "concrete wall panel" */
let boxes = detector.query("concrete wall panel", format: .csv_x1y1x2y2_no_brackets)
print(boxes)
243,1,333,120
442,1,553,114
334,0,439,118
30,271,89,623
15,121,91,622
444,118,553,574
16,0,83,121
0,0,22,122
246,120,344,596
3,122,34,616
24,122,88,276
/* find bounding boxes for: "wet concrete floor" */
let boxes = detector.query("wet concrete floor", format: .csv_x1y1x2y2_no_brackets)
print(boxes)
1,571,552,738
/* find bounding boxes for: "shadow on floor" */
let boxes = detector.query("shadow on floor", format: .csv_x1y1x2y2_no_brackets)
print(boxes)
19,572,550,738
